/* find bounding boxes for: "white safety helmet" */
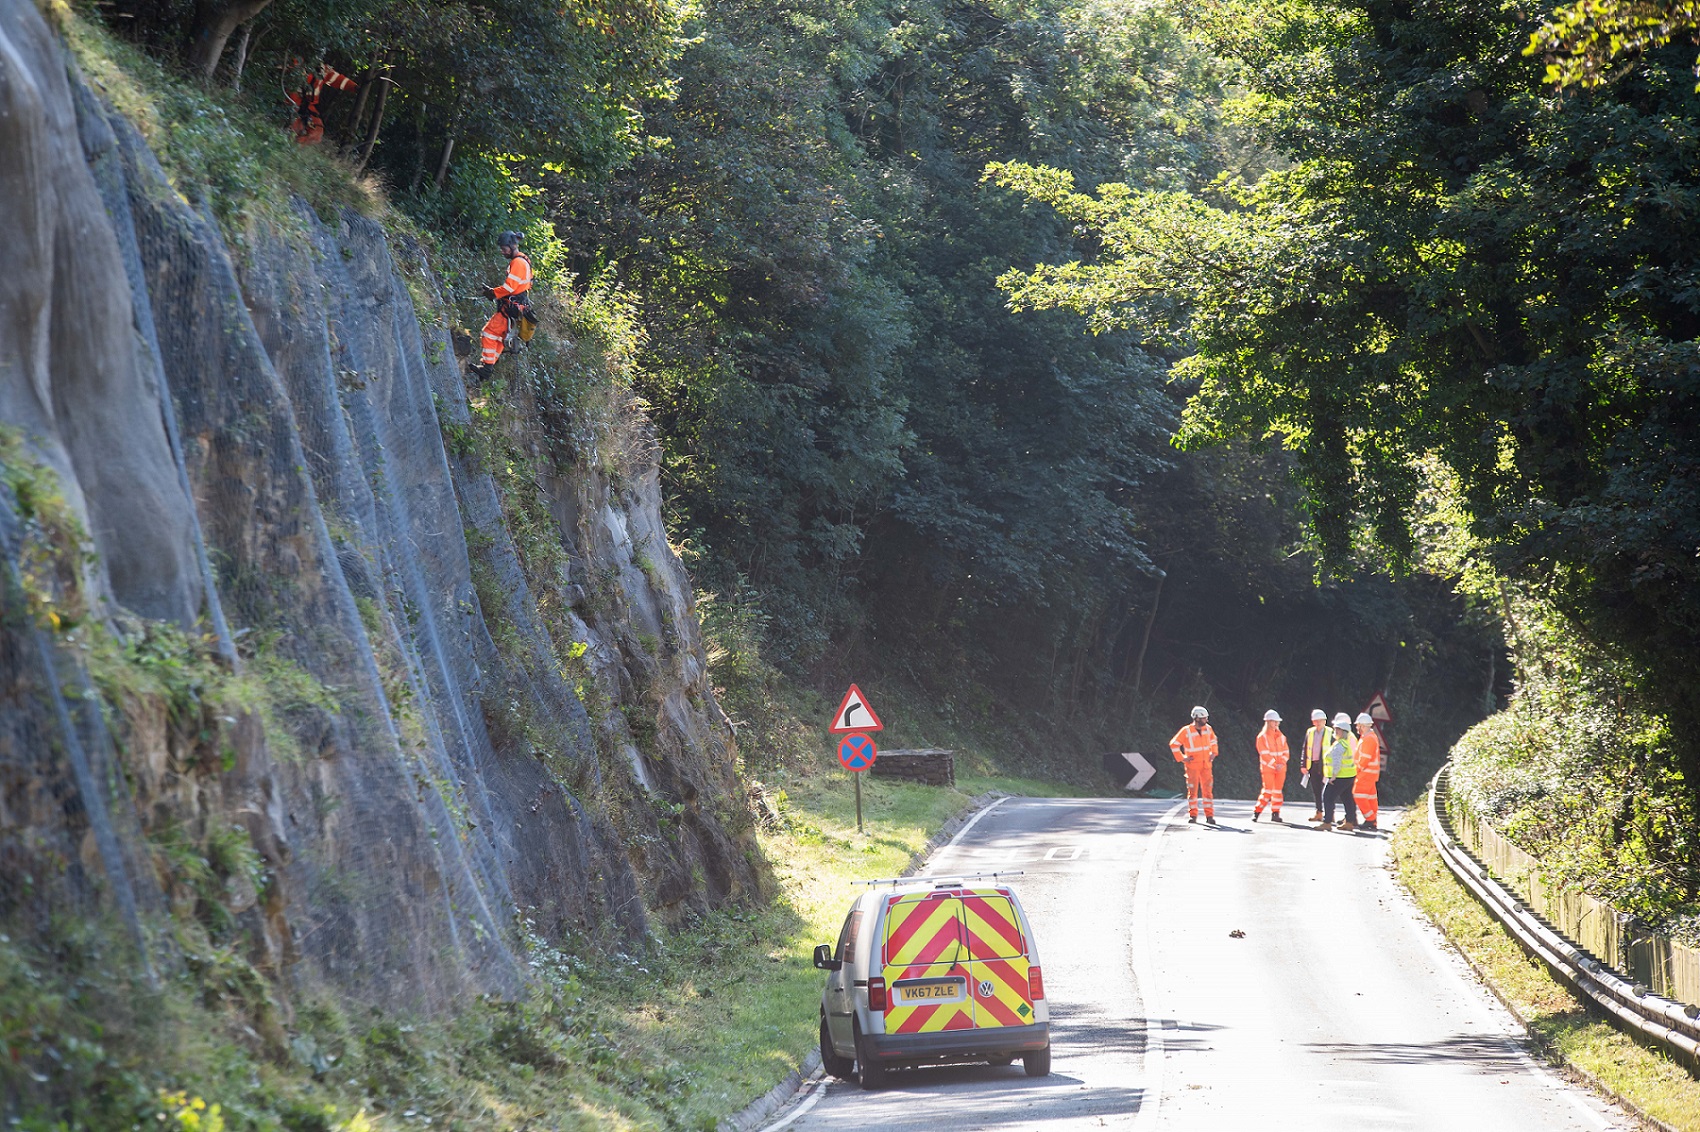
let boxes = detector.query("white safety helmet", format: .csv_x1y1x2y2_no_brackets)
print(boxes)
1190,705,1209,720
1263,709,1282,722
1356,712,1375,726
1310,709,1326,721
1332,712,1352,729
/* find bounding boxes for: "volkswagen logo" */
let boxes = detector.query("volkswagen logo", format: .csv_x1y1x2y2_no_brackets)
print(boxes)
978,979,995,998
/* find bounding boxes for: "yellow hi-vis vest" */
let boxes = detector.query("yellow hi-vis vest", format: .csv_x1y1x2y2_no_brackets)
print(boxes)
1325,731,1356,778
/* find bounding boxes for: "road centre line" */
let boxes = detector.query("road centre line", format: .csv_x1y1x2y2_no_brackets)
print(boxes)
1131,800,1189,1132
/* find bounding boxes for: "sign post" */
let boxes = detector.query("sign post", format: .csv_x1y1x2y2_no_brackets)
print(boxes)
831,685,884,833
1362,690,1395,767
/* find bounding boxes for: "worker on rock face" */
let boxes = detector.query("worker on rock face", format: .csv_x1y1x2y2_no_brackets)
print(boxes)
1320,712,1358,831
1353,712,1382,832
1170,706,1218,825
469,230,533,381
1252,709,1289,823
1303,708,1329,822
286,59,358,146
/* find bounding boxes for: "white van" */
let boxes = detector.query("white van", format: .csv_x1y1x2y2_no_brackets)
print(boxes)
813,877,1052,1088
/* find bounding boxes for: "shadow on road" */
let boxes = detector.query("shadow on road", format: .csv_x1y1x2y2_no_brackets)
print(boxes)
1303,1033,1530,1069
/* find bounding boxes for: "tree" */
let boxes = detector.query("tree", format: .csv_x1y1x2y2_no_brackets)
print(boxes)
1529,0,1700,88
188,0,276,76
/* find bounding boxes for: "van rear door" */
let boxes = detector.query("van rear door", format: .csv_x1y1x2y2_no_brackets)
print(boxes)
881,891,972,1034
962,890,1034,1029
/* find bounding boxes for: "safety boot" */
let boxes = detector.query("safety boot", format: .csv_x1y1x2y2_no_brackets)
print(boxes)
1360,820,1377,831
1339,820,1358,832
1252,811,1261,822
1271,813,1283,823
1318,821,1333,831
1205,815,1217,825
1188,815,1198,824
467,361,492,383
1308,812,1324,822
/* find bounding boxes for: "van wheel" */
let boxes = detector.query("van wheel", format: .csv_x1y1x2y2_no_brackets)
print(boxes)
988,1054,1014,1066
854,1023,887,1090
820,1016,855,1081
1023,1044,1052,1077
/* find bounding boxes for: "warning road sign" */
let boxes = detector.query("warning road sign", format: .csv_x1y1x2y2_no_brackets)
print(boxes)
830,684,884,734
1364,691,1394,724
839,732,878,772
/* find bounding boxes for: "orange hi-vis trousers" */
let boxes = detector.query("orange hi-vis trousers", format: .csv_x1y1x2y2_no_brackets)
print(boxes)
1353,772,1378,824
1255,768,1284,815
480,309,511,366
1184,759,1214,819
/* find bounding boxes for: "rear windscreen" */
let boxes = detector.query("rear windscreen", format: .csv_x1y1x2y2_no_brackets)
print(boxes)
962,894,1025,959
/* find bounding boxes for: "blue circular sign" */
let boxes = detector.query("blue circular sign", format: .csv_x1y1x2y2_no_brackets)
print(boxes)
838,732,878,772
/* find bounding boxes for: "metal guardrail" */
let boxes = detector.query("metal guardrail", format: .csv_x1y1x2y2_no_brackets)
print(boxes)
1427,765,1700,1068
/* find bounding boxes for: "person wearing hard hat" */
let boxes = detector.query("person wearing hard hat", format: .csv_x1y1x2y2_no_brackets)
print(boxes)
1320,712,1358,831
1252,710,1289,823
1303,709,1329,822
1353,712,1382,831
1170,706,1219,825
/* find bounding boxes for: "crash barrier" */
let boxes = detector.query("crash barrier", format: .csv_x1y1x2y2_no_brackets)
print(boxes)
1428,766,1700,1069
870,749,956,787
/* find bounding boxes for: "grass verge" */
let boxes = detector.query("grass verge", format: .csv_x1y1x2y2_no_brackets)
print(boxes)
1392,795,1700,1130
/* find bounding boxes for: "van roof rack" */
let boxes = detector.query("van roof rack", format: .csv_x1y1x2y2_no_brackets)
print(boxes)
852,871,1024,888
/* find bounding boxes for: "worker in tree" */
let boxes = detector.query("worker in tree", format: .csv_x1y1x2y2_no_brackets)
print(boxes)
285,59,358,146
1169,706,1218,825
1353,712,1382,831
1320,712,1358,831
1251,709,1288,823
468,230,534,381
1303,708,1329,822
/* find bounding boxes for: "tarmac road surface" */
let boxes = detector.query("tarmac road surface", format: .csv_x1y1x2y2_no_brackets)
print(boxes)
760,796,1628,1132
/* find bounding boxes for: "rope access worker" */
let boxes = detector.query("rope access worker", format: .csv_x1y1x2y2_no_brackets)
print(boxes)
1320,712,1358,831
469,231,534,381
1303,708,1329,822
285,60,358,146
1251,709,1289,823
1353,711,1382,832
1170,706,1218,825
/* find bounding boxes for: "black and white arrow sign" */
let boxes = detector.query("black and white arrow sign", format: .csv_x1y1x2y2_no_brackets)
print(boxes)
1101,750,1156,792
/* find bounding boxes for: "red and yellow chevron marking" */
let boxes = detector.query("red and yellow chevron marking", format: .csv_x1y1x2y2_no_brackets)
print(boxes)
883,893,974,1034
883,893,966,969
969,954,1033,1028
963,895,1025,960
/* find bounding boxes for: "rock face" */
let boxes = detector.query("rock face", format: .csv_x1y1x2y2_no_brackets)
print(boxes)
0,0,760,1014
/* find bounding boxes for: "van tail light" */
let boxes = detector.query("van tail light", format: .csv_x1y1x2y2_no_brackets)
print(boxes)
868,977,888,1012
1029,966,1045,1001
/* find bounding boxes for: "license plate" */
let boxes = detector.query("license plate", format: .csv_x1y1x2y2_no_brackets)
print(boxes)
894,979,965,1003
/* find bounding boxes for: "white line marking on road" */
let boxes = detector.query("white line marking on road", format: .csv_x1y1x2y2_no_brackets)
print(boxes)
1131,799,1188,1132
757,1073,829,1132
932,795,1009,857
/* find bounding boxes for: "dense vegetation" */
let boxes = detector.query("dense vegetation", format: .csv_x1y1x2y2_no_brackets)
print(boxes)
992,0,1700,924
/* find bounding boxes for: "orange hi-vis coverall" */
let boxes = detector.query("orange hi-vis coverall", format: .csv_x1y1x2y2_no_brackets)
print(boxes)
1354,726,1382,823
287,63,358,145
480,252,534,366
1254,723,1289,817
1169,722,1218,819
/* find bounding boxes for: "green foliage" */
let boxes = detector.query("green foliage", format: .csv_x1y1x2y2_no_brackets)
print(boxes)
1527,1,1700,89
1450,591,1699,940
992,0,1700,783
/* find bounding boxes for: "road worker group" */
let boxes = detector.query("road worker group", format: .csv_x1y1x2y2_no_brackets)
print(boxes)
1168,706,1382,831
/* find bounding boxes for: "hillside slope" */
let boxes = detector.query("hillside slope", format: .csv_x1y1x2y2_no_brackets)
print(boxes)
0,0,757,1056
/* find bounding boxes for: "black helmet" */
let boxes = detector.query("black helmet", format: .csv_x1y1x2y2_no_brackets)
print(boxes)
497,230,522,252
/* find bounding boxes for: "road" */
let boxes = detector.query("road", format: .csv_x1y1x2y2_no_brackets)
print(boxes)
762,796,1627,1131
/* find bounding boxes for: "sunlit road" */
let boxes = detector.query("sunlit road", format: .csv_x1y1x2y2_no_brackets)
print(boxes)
761,797,1627,1131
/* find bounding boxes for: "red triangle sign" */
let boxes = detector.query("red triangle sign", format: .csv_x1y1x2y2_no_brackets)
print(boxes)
830,684,883,733
1364,691,1394,724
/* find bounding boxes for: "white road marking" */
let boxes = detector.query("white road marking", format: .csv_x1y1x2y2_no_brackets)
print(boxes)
758,1073,830,1132
1131,800,1188,1132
